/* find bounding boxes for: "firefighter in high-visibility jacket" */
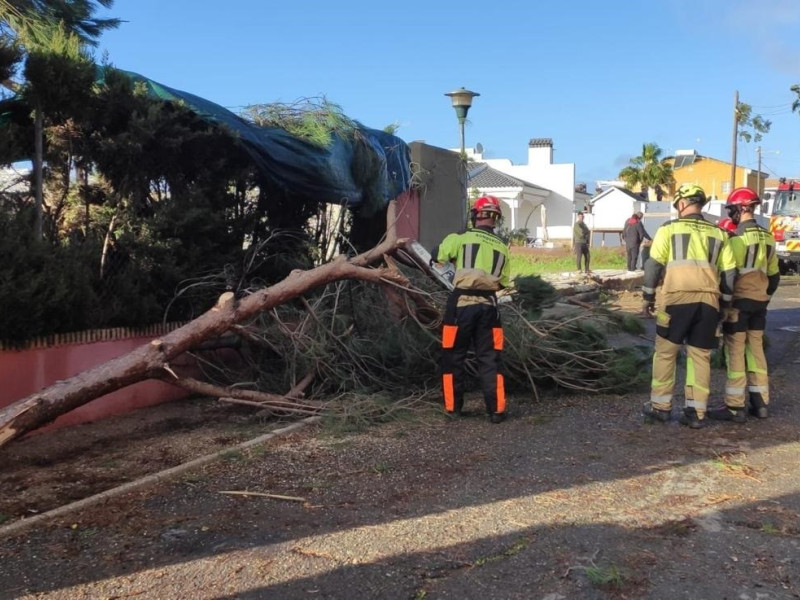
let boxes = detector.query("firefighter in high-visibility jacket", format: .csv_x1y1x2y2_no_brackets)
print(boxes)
433,195,511,423
641,184,737,428
708,187,780,422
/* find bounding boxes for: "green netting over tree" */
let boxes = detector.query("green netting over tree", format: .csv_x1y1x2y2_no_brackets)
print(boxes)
105,69,413,216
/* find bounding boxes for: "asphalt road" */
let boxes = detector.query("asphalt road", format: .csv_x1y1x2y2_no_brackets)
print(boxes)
763,274,800,368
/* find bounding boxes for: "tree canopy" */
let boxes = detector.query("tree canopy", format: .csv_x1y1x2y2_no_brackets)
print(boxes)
0,0,120,48
735,101,771,144
617,143,674,197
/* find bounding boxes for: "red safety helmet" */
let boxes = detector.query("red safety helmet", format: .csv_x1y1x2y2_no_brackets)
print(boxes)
473,195,502,216
725,187,760,208
717,217,736,233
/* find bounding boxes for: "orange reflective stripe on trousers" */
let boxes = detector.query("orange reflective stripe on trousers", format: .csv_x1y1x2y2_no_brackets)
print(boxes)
492,327,503,351
495,373,506,413
442,373,455,412
442,325,458,349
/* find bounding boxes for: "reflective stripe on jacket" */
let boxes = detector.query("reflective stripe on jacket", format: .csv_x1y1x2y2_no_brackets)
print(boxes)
436,227,511,288
730,221,780,301
642,214,736,304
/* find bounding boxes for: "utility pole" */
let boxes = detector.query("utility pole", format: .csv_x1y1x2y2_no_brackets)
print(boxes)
757,145,762,197
730,90,739,192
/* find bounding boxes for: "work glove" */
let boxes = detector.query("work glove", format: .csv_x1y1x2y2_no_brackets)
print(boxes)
641,299,655,318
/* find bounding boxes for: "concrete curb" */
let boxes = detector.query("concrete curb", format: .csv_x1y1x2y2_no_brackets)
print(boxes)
0,416,321,539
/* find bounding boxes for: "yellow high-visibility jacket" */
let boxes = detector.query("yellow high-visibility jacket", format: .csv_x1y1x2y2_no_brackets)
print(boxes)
729,220,780,302
435,226,511,289
643,214,736,306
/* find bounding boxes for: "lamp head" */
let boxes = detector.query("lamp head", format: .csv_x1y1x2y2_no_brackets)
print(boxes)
445,87,480,122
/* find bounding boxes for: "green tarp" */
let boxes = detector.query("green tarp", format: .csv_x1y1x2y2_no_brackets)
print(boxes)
115,69,412,215
1,68,414,215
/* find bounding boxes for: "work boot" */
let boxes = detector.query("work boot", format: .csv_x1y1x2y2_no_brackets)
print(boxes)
749,393,769,419
678,408,708,429
489,412,505,424
642,402,671,423
707,406,747,423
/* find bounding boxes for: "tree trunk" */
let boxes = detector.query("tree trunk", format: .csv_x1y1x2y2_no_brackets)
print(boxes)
33,106,44,240
100,211,117,278
0,203,405,448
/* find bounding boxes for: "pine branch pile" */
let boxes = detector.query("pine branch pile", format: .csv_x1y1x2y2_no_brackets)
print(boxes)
198,264,650,422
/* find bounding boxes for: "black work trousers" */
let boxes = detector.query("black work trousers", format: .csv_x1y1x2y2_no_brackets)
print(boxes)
639,245,650,269
574,243,590,272
626,246,640,271
441,302,505,416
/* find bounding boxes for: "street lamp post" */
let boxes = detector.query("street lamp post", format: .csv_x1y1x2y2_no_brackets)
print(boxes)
445,87,480,155
445,87,480,227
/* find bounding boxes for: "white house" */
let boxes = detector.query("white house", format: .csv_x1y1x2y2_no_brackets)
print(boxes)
587,186,644,247
466,162,550,239
464,138,577,240
587,187,679,247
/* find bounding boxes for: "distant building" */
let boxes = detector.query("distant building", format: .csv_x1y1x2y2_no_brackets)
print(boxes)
466,162,550,239
463,138,578,241
666,149,765,202
587,186,659,247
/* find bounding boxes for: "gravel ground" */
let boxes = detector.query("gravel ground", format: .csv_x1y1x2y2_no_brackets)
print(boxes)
1,288,799,599
1,370,800,598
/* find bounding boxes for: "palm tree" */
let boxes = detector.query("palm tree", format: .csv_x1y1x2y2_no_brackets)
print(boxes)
1,1,120,47
618,143,674,200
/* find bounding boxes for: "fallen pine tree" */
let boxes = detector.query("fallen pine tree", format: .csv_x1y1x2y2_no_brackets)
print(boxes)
0,201,650,448
0,203,409,447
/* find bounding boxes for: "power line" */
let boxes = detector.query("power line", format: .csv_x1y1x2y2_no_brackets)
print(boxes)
749,102,792,110
757,108,793,116
759,160,786,178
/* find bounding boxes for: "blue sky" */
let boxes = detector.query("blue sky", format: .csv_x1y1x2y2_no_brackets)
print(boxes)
95,0,800,187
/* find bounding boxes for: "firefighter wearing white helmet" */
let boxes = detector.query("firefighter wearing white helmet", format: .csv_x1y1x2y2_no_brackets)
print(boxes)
641,184,737,428
431,195,510,423
708,187,780,422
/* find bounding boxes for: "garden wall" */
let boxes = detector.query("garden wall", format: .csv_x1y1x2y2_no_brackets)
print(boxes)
0,325,191,435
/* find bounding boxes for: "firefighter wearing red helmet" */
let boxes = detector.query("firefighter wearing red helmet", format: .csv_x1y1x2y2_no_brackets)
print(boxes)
708,187,780,422
725,187,762,222
472,194,502,218
431,195,510,423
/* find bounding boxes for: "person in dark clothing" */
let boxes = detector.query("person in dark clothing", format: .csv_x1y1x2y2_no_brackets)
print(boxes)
622,211,651,271
573,212,591,273
640,238,652,269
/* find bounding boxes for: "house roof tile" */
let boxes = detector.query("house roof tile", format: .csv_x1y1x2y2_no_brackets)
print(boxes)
467,162,547,190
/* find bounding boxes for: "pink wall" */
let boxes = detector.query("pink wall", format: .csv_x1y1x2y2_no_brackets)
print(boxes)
0,336,191,435
395,189,420,241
